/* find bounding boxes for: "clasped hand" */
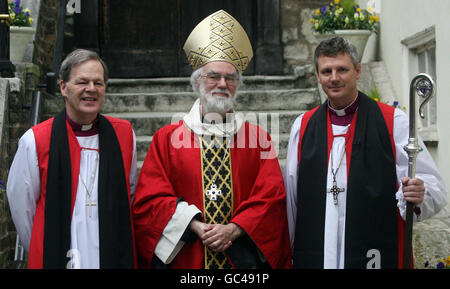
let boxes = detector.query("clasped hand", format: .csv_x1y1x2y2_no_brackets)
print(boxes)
189,220,243,252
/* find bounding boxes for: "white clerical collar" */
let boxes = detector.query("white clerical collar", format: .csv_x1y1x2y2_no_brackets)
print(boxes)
183,99,244,137
328,95,359,117
66,114,99,136
81,123,93,131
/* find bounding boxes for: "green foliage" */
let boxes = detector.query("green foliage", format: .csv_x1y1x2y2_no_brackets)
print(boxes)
8,0,33,27
367,84,380,102
310,0,380,34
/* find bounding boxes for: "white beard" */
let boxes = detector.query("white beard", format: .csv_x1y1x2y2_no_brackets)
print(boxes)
199,84,235,115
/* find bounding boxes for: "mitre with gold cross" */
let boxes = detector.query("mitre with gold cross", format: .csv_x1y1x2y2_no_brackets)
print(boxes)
183,10,253,74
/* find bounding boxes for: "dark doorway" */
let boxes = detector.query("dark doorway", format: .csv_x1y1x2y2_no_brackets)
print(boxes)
99,0,180,78
74,0,282,78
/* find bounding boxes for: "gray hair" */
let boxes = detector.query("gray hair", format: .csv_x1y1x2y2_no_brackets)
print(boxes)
189,64,243,93
190,66,204,92
59,49,109,83
314,36,359,71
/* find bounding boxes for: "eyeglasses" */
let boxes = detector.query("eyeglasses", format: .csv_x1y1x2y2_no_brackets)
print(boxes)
201,73,239,86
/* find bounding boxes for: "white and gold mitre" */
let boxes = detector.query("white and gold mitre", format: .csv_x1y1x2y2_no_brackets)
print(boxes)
183,10,253,73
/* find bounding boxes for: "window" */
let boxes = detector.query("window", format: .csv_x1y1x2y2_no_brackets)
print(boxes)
416,44,437,129
401,26,438,142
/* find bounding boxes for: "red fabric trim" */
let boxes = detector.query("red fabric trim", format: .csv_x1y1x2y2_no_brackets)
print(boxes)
80,147,100,152
297,106,320,162
377,103,412,268
30,118,53,269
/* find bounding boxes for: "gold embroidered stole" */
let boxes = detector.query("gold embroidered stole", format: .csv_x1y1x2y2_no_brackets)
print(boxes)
200,136,233,269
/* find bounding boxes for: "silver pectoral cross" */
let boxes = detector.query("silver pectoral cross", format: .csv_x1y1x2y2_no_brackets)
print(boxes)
206,183,222,201
86,200,97,217
328,178,344,205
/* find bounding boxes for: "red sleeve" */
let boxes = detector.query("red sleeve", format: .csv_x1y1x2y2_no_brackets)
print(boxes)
230,123,292,269
132,125,179,268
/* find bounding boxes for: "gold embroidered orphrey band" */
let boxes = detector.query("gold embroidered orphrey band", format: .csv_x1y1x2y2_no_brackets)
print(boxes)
200,136,234,269
183,10,253,73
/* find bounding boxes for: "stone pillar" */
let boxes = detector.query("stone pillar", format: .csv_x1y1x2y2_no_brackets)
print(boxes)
280,0,329,74
0,63,39,268
255,0,283,75
20,0,41,62
0,78,17,269
33,0,58,83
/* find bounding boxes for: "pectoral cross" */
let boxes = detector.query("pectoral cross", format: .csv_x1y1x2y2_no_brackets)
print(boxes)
328,178,344,205
86,201,97,217
206,183,222,201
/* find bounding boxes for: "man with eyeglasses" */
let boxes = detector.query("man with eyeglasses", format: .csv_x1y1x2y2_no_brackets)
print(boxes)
133,10,291,269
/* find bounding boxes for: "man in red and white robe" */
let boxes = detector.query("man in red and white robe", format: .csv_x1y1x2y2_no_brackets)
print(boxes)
133,10,291,269
285,37,447,269
7,49,137,269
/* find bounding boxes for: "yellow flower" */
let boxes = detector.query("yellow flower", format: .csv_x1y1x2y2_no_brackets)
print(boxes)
374,15,380,22
330,2,334,7
357,8,362,12
10,13,15,21
29,17,33,25
309,18,314,24
315,22,319,30
445,256,450,266
315,9,320,15
334,0,340,4
367,5,373,13
374,97,379,102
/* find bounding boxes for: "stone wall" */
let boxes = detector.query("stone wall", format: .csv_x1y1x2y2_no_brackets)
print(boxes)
0,79,13,268
0,64,40,269
280,0,329,74
33,0,58,83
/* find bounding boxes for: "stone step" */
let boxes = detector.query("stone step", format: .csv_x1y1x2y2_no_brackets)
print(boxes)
106,75,306,94
135,133,291,162
103,88,318,113
42,88,319,114
106,110,303,137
